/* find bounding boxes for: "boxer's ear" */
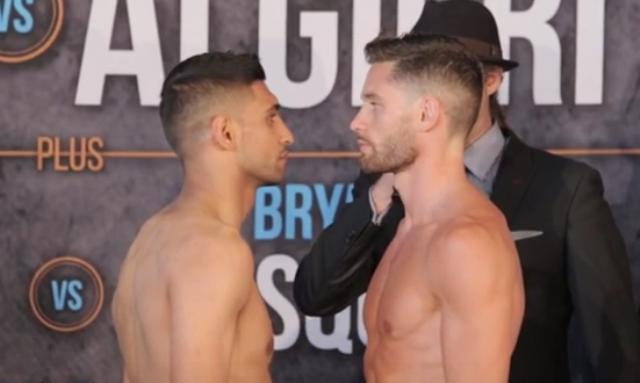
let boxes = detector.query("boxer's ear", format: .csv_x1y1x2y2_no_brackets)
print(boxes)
419,95,441,133
210,115,237,151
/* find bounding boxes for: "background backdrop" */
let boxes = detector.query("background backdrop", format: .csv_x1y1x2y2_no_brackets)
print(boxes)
1,0,639,382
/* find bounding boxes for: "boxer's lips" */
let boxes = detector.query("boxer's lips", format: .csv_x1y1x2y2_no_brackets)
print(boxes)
356,139,372,153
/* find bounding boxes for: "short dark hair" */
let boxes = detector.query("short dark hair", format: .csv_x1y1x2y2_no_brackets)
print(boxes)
159,52,266,156
365,34,484,137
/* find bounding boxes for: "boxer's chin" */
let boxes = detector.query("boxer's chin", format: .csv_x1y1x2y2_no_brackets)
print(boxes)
359,155,388,174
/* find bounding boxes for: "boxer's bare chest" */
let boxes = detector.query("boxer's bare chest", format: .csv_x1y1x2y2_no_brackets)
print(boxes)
364,223,441,341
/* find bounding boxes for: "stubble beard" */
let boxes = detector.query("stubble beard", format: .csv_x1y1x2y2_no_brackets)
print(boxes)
359,124,417,174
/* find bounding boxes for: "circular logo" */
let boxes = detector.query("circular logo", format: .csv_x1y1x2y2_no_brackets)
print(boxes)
0,0,64,64
29,256,104,332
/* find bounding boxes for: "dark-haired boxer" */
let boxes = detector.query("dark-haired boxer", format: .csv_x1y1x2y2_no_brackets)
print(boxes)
112,51,293,383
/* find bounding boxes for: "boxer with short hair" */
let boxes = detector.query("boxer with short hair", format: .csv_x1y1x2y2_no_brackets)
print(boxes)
112,52,293,383
352,34,525,383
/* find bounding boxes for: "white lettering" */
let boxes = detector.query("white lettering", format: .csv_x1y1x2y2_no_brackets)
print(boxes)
396,0,423,35
257,254,301,350
75,0,164,106
180,0,209,60
575,0,605,104
357,294,368,345
258,0,339,108
485,0,562,105
306,306,353,354
351,0,380,106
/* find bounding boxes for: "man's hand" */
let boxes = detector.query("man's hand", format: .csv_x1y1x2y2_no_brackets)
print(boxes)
370,172,395,215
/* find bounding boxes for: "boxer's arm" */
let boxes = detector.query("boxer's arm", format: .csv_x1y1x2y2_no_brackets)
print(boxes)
168,238,251,383
434,226,524,383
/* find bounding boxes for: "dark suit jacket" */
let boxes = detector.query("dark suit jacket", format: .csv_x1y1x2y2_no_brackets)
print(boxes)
294,129,640,383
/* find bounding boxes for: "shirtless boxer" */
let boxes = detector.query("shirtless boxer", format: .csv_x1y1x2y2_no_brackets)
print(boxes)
112,52,294,383
352,35,525,383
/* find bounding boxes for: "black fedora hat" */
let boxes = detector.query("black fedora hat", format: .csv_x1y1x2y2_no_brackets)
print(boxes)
411,0,518,71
